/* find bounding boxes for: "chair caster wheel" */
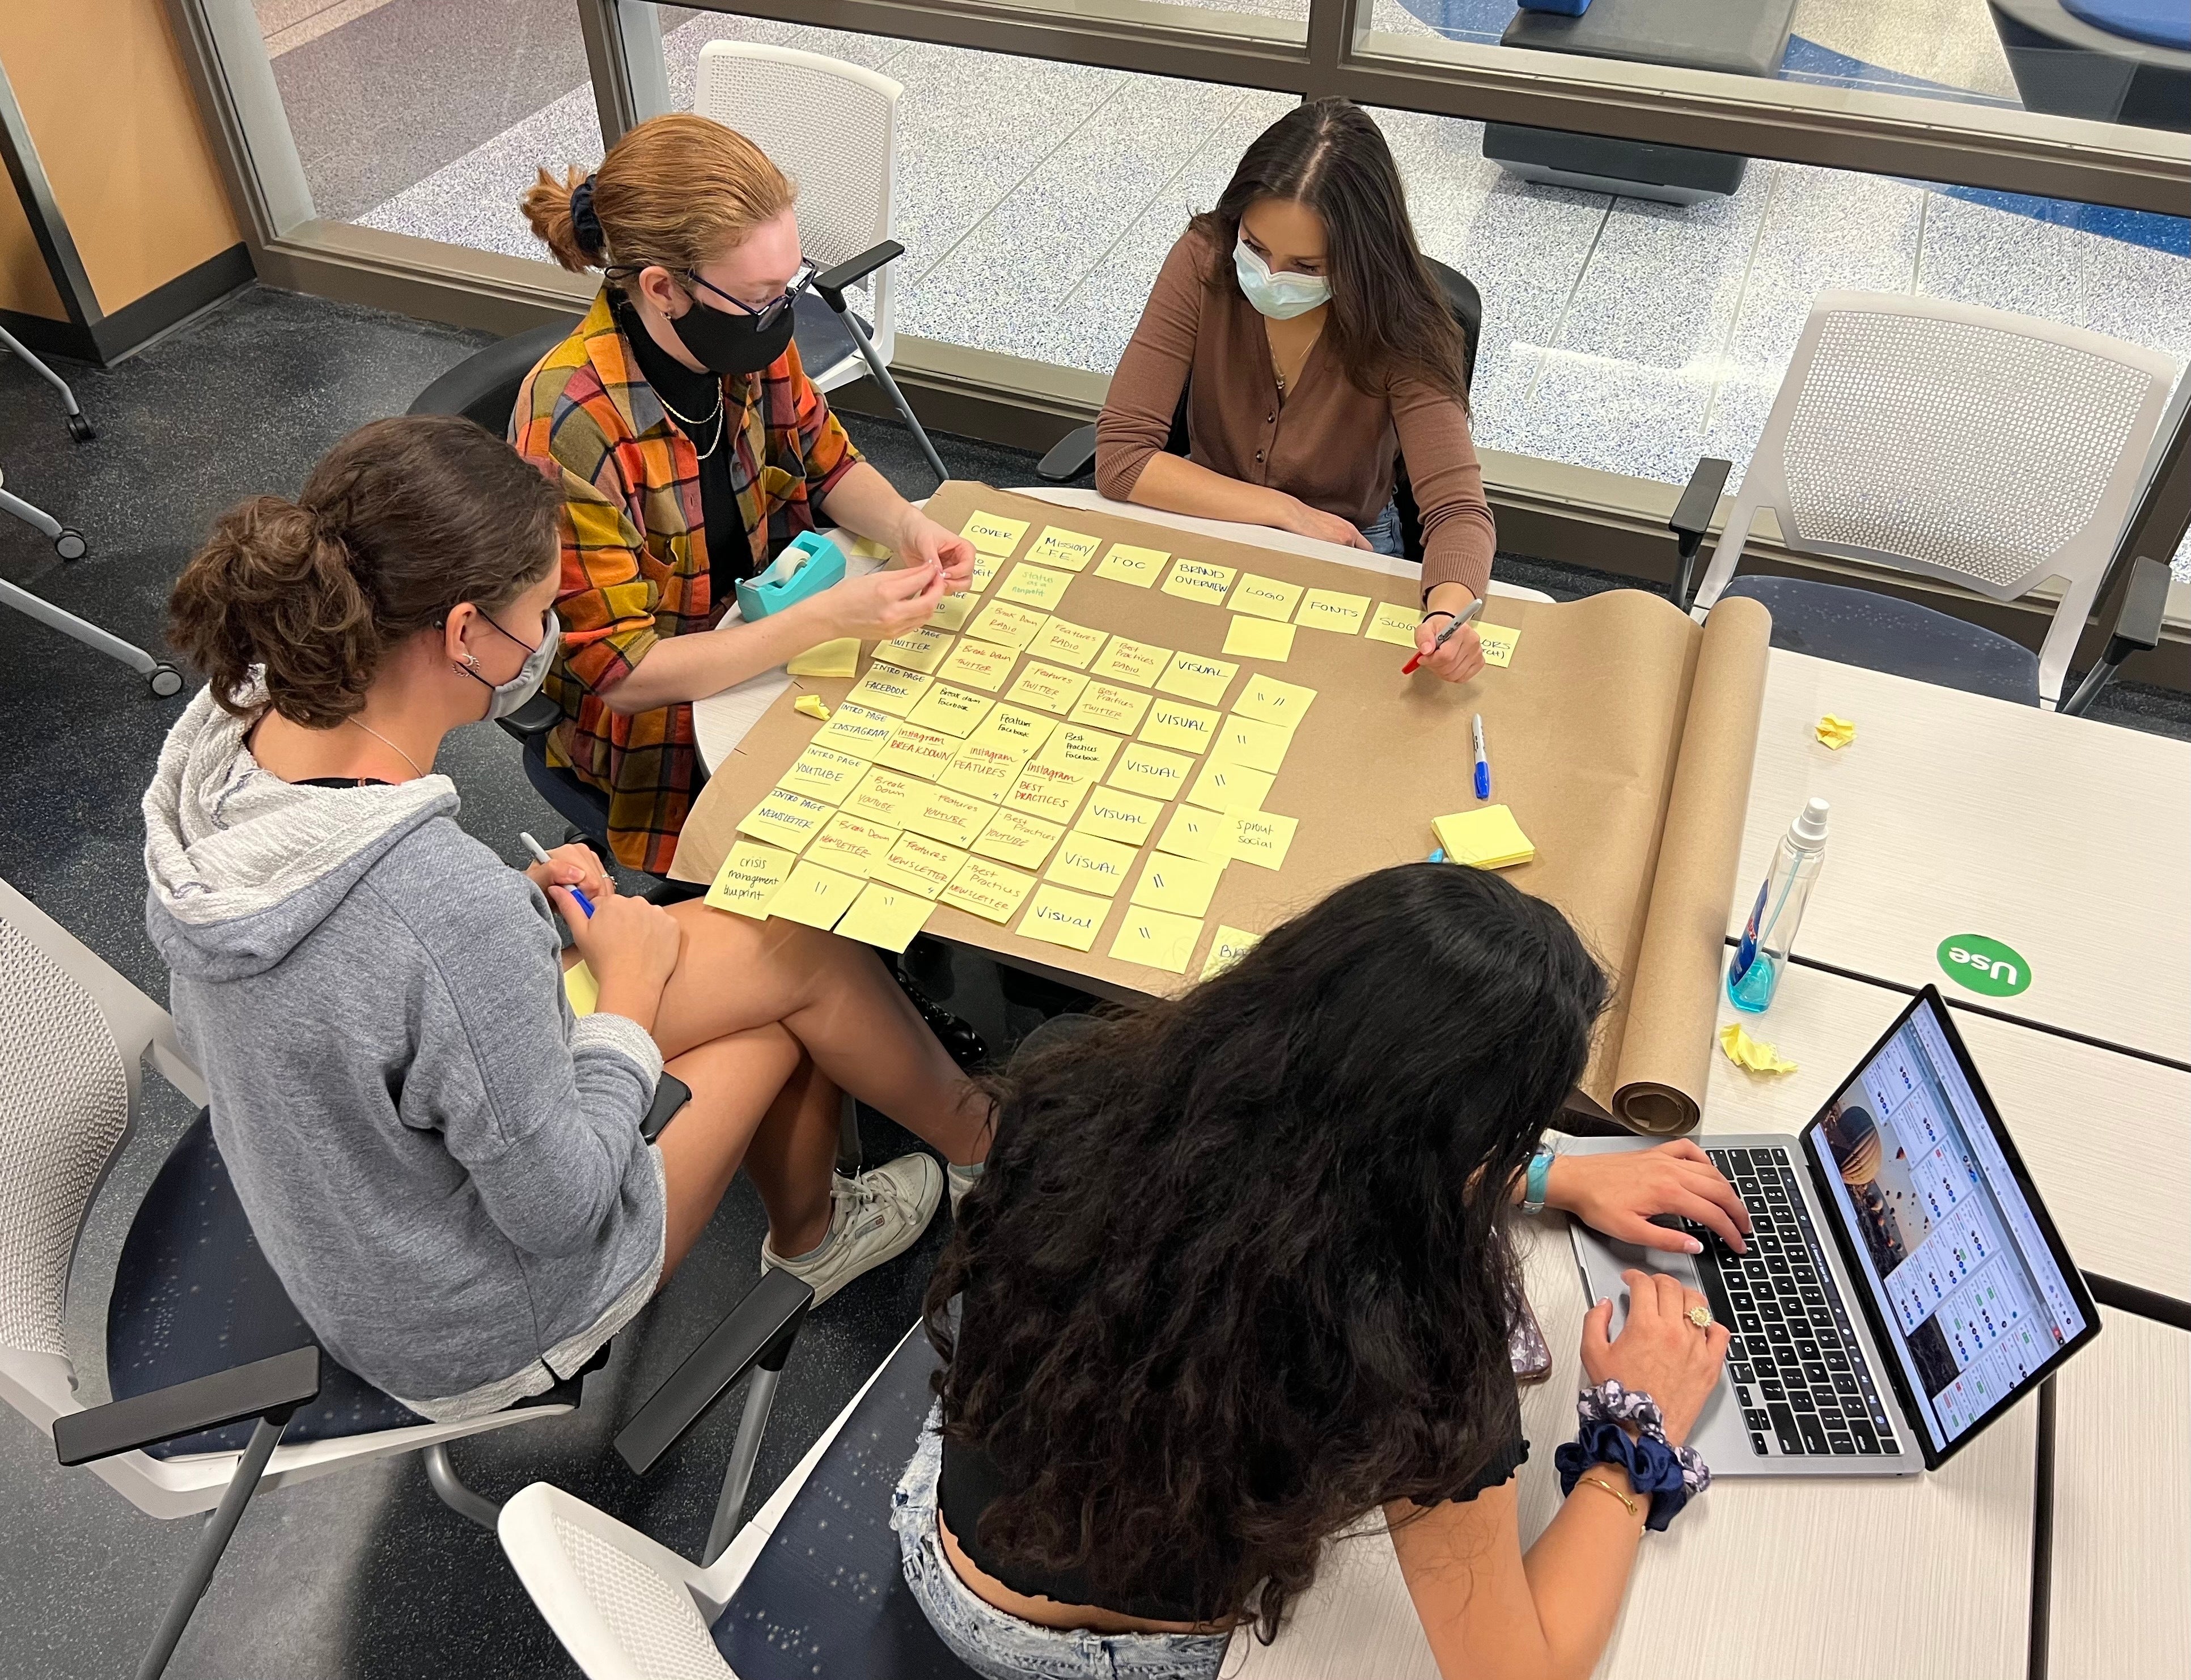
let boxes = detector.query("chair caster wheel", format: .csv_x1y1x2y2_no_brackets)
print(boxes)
54,528,87,561
149,664,184,698
66,414,95,443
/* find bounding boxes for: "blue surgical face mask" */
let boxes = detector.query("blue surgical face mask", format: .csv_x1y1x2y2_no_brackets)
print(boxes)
1233,236,1330,321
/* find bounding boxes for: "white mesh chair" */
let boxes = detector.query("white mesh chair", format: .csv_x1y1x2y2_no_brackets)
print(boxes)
693,40,949,486
1673,291,2176,711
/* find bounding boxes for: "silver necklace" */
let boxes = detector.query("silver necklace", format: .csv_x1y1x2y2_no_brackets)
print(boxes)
658,387,727,460
345,715,429,779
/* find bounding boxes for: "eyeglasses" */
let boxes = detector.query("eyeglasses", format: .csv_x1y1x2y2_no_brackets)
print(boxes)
677,260,817,332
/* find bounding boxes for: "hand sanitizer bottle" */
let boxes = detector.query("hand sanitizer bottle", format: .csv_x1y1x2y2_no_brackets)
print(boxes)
1727,798,1829,1014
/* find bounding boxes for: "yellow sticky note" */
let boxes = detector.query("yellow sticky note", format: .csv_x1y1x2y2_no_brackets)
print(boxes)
960,510,1028,556
1093,542,1167,587
967,551,1000,593
779,741,871,804
1202,926,1261,979
833,882,934,953
969,807,1066,871
1003,661,1090,716
813,701,897,757
1108,907,1202,975
871,831,967,900
793,694,832,721
738,784,833,851
998,563,1074,612
562,961,600,1017
1295,589,1368,635
1027,617,1107,670
1046,829,1141,897
1477,623,1522,668
877,626,952,673
943,856,1039,924
935,638,1019,693
967,703,1057,760
1004,761,1092,825
1816,714,1857,750
1140,698,1220,754
844,766,922,827
905,682,994,739
1131,852,1224,918
1035,724,1123,779
807,812,899,878
872,722,959,781
939,741,1025,802
1223,617,1295,661
929,591,977,632
1068,681,1152,735
900,783,995,850
1185,760,1274,815
1365,601,1423,647
1210,714,1294,775
770,859,865,930
1077,786,1163,847
1155,652,1238,706
1155,804,1234,866
1109,741,1196,801
1091,636,1171,686
1233,674,1317,729
1229,810,1297,871
1431,805,1536,869
1719,1021,1799,1075
706,839,797,919
1162,557,1237,605
1025,525,1103,571
847,661,933,717
786,637,859,677
1230,572,1303,622
968,600,1049,650
1017,883,1112,952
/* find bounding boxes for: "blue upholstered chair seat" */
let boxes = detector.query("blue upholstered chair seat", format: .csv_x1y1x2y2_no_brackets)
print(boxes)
1719,575,2042,706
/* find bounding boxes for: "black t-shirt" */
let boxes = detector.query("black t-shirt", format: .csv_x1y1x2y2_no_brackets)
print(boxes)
612,296,752,609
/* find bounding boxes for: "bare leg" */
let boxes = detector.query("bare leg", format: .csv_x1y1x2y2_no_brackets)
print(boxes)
738,1050,841,1259
655,1025,804,1280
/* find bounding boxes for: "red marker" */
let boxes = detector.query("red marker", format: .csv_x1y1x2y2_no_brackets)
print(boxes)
1401,595,1484,674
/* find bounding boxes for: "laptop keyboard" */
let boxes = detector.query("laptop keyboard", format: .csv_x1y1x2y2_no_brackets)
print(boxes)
1686,1146,1901,1459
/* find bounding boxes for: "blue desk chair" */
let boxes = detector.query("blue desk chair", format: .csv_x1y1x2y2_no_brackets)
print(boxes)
1671,291,2176,712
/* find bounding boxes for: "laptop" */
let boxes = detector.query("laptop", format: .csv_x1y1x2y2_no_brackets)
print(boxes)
1564,986,2099,1477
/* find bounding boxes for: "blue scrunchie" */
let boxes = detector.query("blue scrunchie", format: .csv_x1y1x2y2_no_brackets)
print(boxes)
1554,1420,1691,1531
570,177,605,258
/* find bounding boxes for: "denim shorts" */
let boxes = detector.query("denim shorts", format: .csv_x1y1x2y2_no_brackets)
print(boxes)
1361,499,1404,558
893,1406,1230,1680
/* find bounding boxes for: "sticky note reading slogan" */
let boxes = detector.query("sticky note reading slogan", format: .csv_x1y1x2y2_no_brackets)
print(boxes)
1364,601,1423,647
738,784,834,851
1222,617,1295,662
1094,543,1167,587
1108,907,1202,975
960,510,1028,556
943,856,1039,924
1017,883,1112,953
1295,589,1368,635
1028,618,1107,669
1162,558,1236,605
770,859,866,930
833,881,934,953
1431,805,1536,869
1202,925,1261,979
562,961,600,1017
808,812,899,879
1232,674,1317,729
1476,623,1522,668
1131,852,1224,918
936,638,1019,693
706,839,796,919
872,832,967,900
1024,525,1104,571
1229,810,1297,871
1230,573,1303,622
998,563,1074,613
1110,740,1195,801
785,637,859,677
969,808,1066,871
1092,636,1171,686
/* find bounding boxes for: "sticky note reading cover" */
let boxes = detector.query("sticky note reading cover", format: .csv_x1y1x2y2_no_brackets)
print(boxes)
968,600,1049,650
1131,852,1223,918
738,785,833,851
1094,543,1166,587
1233,674,1317,729
1077,786,1162,847
1068,681,1152,735
845,767,921,826
1202,926,1261,978
1141,699,1220,754
1027,618,1107,669
939,742,1024,801
562,961,600,1017
1092,636,1171,686
936,638,1019,693
1222,618,1295,661
1046,830,1140,898
1364,601,1423,647
1431,805,1536,869
1162,558,1236,605
1295,589,1368,635
780,742,871,804
960,510,1028,556
943,857,1039,924
1017,884,1111,952
813,702,899,757
878,626,952,673
1185,760,1274,815
1108,907,1202,975
1025,526,1103,571
1230,573,1303,622
706,839,796,919
1476,623,1522,668
998,563,1074,612
834,882,934,953
785,637,859,677
847,661,933,717
969,808,1066,871
1155,652,1238,706
905,683,994,739
770,859,865,930
1109,740,1194,801
1229,811,1297,871
1155,804,1232,866
1003,661,1089,716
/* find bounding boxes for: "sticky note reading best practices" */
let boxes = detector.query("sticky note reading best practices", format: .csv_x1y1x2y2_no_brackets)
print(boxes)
738,785,834,851
943,857,1039,924
960,510,1028,556
1092,636,1171,686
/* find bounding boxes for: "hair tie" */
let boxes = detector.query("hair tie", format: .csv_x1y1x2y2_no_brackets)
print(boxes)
570,177,605,258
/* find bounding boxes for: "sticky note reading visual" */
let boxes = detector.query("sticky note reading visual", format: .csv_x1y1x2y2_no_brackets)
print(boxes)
1109,740,1195,801
929,591,977,632
871,831,967,900
1027,618,1107,670
1431,805,1536,869
1232,674,1317,729
563,960,599,1017
1076,786,1163,847
770,859,866,930
1035,724,1123,779
1210,714,1295,775
872,722,958,781
969,808,1066,871
1003,661,1089,716
878,626,952,673
968,600,1049,650
905,682,994,739
1222,617,1295,661
967,704,1056,760
1108,907,1202,975
812,701,899,757
1025,525,1103,571
786,637,859,677
1364,601,1423,647
1046,830,1141,897
1005,761,1092,825
738,784,833,851
1155,652,1238,707
1202,926,1261,978
808,812,899,878
1228,810,1298,871
998,563,1074,612
1162,558,1236,605
1092,636,1171,687
1230,573,1303,622
1295,589,1369,635
705,839,796,920
1476,623,1521,668
901,783,994,850
1093,542,1166,587
939,741,1025,801
1140,699,1220,754
942,856,1039,924
960,510,1028,556
833,882,934,953
936,638,1019,693
1068,681,1152,735
780,741,871,804
1017,884,1111,953
1155,804,1233,866
1185,760,1274,814
1130,852,1224,918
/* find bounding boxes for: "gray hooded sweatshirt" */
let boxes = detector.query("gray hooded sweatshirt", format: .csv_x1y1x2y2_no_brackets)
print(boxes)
143,684,667,1420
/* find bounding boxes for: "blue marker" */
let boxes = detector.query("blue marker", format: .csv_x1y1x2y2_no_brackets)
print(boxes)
520,830,595,918
1471,714,1491,800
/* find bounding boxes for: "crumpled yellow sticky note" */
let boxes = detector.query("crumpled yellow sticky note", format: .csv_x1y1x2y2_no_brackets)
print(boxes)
1815,714,1856,750
1719,1022,1798,1075
794,694,832,720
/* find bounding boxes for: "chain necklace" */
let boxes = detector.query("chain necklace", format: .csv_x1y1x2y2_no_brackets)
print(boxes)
345,715,429,779
658,387,727,460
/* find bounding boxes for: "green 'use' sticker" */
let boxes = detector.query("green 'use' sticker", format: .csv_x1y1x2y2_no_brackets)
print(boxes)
1937,934,2031,997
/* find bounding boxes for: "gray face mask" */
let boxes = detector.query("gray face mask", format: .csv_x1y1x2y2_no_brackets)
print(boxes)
460,609,558,721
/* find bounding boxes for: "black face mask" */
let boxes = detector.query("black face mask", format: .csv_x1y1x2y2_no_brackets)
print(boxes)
671,291,797,378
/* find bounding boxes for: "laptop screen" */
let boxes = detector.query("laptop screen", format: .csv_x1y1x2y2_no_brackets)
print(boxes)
1806,994,2089,1456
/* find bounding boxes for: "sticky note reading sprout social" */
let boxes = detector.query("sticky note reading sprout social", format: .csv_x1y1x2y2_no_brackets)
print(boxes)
960,510,1028,556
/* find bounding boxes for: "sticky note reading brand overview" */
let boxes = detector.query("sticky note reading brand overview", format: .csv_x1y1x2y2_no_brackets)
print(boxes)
1025,525,1103,571
847,662,933,717
1046,830,1140,898
785,637,859,677
1230,573,1303,622
1027,617,1107,669
1476,623,1522,668
1092,635,1171,687
1222,617,1295,661
878,626,952,673
770,859,865,930
808,812,899,878
939,741,1024,801
1155,804,1232,866
968,600,1049,650
1202,925,1261,979
942,856,1039,924
1093,543,1166,587
1155,652,1238,706
1364,601,1422,647
812,702,899,758
706,839,796,920
833,882,934,953
998,563,1074,613
1017,883,1111,953
1003,661,1089,716
1068,681,1152,735
844,767,921,826
1162,558,1236,605
960,510,1028,556
780,741,871,804
1109,740,1194,801
1109,907,1202,975
1232,674,1317,729
1130,852,1223,918
936,638,1019,693
969,807,1065,871
1295,589,1369,635
1141,699,1220,754
738,785,833,851
905,682,994,739
1229,810,1297,871
1075,786,1162,847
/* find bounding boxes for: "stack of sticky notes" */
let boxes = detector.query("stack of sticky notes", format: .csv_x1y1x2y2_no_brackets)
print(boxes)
1431,805,1535,869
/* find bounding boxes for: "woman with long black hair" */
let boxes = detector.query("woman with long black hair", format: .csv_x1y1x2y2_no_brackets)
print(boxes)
1096,97,1497,684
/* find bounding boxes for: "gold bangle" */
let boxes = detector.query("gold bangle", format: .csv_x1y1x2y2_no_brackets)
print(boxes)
1574,1474,1640,1520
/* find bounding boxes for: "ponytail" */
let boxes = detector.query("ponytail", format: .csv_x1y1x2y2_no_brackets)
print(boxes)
520,164,603,273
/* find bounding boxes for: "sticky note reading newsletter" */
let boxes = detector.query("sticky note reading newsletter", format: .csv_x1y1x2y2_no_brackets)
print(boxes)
1230,573,1303,622
833,883,934,953
1222,617,1295,662
1094,543,1166,587
1017,883,1111,953
960,510,1028,556
1431,805,1536,869
1108,907,1202,975
943,857,1039,924
705,840,795,919
738,785,833,851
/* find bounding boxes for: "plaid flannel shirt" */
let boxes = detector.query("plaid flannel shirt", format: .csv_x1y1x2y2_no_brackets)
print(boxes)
511,289,862,872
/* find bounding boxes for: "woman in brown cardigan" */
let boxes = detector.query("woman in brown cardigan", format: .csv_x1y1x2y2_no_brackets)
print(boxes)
1095,99,1493,684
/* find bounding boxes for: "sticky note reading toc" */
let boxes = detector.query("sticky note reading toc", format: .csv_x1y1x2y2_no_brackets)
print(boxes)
1094,543,1167,587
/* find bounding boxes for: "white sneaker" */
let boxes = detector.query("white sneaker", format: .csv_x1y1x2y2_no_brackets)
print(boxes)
760,1154,943,1307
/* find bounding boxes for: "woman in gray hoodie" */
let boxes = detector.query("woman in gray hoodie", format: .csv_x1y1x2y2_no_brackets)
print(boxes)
145,414,989,1422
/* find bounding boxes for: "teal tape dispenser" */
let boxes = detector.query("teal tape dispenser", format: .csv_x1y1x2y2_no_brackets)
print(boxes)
735,531,845,621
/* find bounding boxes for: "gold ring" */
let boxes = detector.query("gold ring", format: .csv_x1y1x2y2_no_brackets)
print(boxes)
1686,1305,1714,1330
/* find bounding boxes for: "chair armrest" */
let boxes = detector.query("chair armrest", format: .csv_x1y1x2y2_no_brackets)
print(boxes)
1037,423,1100,484
639,1072,692,1143
496,690,563,746
2103,556,2169,663
815,241,904,311
53,1347,320,1466
616,1270,813,1475
1668,456,1732,609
